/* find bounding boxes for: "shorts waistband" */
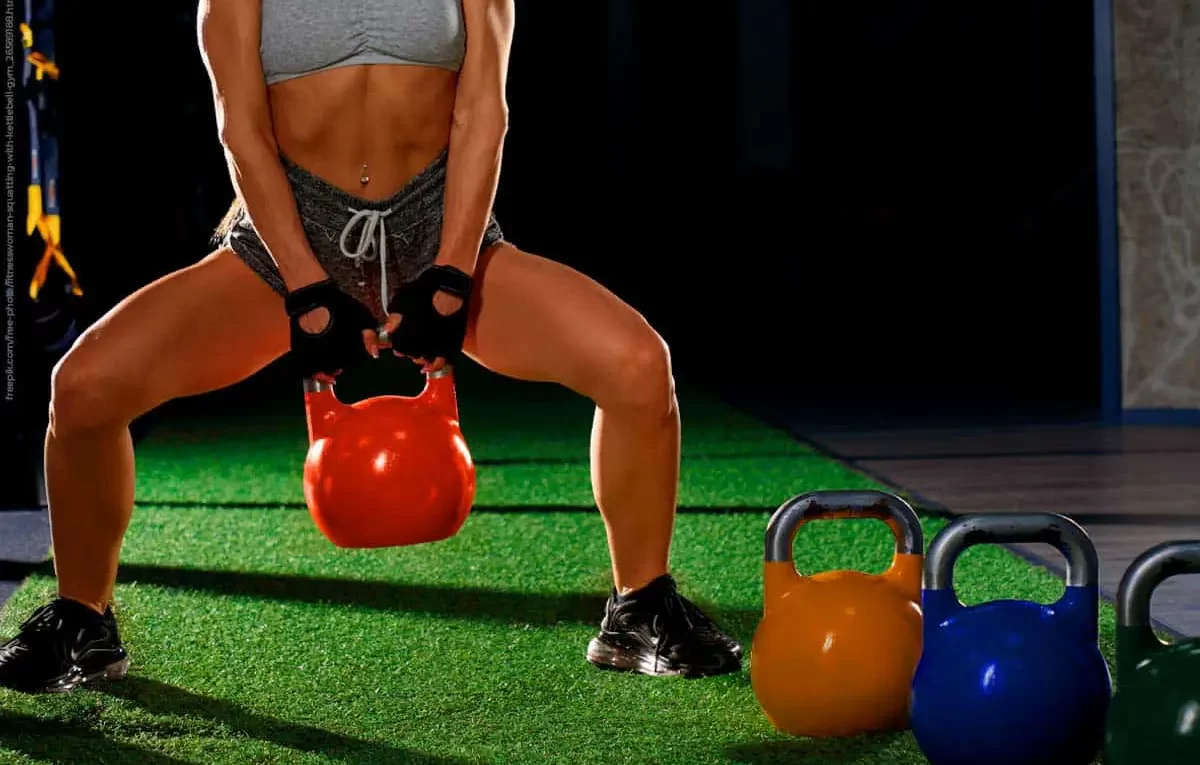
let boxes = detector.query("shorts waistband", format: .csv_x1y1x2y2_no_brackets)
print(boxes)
278,148,450,212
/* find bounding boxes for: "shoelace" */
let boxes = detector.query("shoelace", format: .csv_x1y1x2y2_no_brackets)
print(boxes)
338,206,398,314
19,603,62,633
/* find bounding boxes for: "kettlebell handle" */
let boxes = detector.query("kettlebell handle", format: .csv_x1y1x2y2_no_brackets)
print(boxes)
1117,540,1200,629
304,377,333,394
764,490,923,562
925,513,1099,591
303,365,453,393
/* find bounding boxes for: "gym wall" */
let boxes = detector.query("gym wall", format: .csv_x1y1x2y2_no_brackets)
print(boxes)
1114,0,1200,411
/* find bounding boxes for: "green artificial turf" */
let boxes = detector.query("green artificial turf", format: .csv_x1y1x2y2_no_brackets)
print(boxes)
0,364,1118,765
130,363,868,509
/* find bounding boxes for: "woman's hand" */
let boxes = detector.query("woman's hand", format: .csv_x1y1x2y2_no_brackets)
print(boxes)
284,280,378,382
377,289,464,374
295,308,334,384
360,319,385,361
290,306,385,384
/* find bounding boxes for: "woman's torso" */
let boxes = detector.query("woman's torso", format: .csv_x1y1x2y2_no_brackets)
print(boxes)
259,0,465,200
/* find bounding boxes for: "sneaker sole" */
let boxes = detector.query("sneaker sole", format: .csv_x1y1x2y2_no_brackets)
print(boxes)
586,637,739,679
42,655,130,694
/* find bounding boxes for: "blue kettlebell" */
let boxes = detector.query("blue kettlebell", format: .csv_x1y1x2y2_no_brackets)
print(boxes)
909,513,1112,765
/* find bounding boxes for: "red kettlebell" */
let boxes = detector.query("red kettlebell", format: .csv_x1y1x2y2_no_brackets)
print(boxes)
302,366,476,548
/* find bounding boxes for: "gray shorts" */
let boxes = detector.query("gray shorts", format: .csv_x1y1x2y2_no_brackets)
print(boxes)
220,149,504,322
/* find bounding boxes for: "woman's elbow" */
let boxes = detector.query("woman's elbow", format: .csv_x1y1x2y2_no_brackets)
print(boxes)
217,114,276,159
452,97,509,138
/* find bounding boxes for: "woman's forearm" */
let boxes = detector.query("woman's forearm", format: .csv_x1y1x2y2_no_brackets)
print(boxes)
199,0,326,294
436,0,514,277
436,103,507,276
221,129,328,292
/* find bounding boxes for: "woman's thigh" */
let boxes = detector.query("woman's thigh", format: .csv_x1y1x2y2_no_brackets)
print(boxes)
51,247,291,425
463,243,673,410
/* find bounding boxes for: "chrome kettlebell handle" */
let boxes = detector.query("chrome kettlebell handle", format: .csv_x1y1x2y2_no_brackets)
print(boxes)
304,377,333,394
924,513,1099,591
1117,540,1200,629
765,490,923,563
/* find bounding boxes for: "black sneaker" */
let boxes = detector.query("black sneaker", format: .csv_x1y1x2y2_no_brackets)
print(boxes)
586,574,742,678
0,597,130,693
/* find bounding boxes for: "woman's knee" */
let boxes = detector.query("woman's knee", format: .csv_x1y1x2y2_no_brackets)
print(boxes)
49,349,145,433
595,327,677,420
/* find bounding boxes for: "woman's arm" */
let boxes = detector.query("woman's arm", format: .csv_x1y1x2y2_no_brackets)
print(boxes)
435,0,515,277
197,0,327,292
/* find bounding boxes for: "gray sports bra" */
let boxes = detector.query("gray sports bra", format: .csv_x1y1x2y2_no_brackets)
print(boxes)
260,0,466,85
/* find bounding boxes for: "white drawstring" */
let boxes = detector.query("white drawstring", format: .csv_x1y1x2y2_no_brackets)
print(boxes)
338,206,397,314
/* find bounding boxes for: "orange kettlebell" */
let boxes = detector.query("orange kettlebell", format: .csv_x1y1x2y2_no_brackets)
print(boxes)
751,490,924,738
302,366,476,548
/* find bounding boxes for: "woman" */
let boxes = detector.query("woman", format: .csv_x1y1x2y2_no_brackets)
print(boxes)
0,0,741,693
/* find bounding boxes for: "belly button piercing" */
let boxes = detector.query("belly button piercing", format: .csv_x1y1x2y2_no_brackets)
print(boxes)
360,163,370,186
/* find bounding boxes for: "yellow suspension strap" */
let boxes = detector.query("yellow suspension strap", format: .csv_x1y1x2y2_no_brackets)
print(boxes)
22,0,81,303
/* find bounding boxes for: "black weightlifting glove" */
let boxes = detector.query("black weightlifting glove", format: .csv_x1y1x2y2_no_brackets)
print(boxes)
284,279,377,378
388,264,473,362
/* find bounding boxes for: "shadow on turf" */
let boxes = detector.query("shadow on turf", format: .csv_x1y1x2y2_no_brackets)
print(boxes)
88,676,482,764
105,563,761,634
130,502,782,514
0,710,196,765
1,559,762,654
726,735,896,764
475,451,818,466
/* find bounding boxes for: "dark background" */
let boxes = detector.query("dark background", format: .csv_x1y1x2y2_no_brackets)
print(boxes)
7,0,1101,445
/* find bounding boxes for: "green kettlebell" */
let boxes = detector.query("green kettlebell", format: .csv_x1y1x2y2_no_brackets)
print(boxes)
1105,540,1200,765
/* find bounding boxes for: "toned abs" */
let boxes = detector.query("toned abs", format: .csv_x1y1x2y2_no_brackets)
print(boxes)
268,64,459,200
